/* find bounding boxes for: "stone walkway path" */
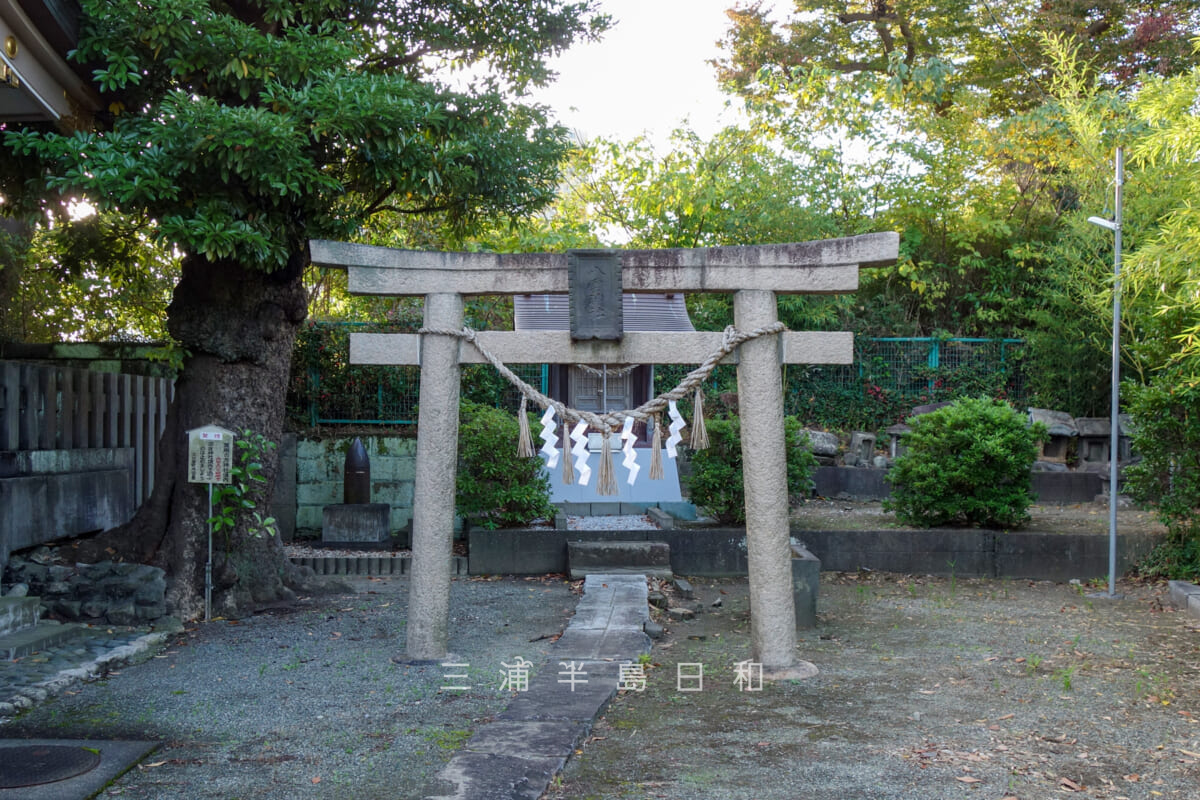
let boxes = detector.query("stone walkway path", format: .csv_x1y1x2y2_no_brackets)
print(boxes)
0,625,174,719
421,574,651,800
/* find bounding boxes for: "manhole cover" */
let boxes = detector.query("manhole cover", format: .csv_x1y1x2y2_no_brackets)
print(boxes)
0,744,102,788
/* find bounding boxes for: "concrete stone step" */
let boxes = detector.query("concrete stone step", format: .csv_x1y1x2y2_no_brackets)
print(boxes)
0,621,86,661
567,540,672,580
0,596,42,637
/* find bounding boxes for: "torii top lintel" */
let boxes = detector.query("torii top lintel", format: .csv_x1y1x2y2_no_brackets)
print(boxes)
308,232,899,298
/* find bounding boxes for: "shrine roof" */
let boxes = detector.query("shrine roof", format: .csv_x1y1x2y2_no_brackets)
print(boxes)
514,293,695,332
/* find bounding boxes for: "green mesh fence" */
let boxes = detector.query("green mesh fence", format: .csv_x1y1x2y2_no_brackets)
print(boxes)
290,327,1023,431
287,322,546,428
655,337,1025,432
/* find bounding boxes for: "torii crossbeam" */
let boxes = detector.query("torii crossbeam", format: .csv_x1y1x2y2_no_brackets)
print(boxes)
311,233,899,674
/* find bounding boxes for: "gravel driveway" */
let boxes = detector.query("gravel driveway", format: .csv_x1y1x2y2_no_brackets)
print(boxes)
2,575,577,800
548,574,1200,800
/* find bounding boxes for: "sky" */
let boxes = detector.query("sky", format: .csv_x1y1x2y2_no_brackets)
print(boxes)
529,0,782,145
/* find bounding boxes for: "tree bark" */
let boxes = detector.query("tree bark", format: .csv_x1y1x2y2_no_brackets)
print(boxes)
109,251,310,619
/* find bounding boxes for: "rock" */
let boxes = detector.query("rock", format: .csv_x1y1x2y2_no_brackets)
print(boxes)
668,607,695,621
1028,408,1078,437
47,565,73,581
152,615,185,635
134,575,167,605
802,430,840,457
643,620,665,639
107,600,138,625
44,581,71,596
0,703,15,716
81,598,108,619
872,455,890,469
711,597,723,608
4,583,29,597
135,602,167,621
28,546,55,565
672,578,694,600
1032,461,1069,472
55,599,82,619
648,591,668,609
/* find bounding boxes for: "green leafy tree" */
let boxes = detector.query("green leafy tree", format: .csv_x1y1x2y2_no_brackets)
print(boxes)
884,397,1044,528
456,402,554,529
717,0,1200,116
688,415,816,524
0,0,606,618
1125,374,1200,579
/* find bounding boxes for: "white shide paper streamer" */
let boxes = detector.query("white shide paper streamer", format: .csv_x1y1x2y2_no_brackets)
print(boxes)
666,399,686,459
620,416,640,486
569,420,592,486
539,407,559,469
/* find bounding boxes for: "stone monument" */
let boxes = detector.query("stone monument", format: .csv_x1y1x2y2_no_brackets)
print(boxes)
322,438,390,547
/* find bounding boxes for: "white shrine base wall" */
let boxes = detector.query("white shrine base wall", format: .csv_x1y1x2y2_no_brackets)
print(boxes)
541,451,684,506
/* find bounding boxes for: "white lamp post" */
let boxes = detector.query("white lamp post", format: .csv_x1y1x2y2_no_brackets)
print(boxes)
1086,147,1123,600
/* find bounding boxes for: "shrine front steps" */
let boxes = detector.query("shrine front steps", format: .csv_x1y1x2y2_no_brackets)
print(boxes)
566,540,672,580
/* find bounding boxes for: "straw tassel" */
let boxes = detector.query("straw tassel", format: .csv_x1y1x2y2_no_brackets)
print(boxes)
517,395,535,458
561,423,575,485
689,388,709,450
649,414,664,480
597,430,618,496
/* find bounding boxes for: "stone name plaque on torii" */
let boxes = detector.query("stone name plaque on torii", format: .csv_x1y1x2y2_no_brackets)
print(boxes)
567,250,622,341
310,233,899,675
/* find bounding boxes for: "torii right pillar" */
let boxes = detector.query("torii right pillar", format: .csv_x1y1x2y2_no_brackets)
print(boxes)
734,289,809,676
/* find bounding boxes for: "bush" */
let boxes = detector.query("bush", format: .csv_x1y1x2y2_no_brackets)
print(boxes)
883,397,1043,528
456,401,555,529
687,415,817,524
1125,375,1200,580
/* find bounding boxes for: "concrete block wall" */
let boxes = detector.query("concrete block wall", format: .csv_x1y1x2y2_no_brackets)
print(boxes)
294,436,417,539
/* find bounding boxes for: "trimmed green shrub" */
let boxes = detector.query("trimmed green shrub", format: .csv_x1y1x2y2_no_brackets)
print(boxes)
884,397,1043,528
1125,375,1200,580
456,401,554,529
687,415,817,524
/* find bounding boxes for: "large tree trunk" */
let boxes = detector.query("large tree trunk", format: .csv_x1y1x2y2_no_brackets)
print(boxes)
116,251,310,619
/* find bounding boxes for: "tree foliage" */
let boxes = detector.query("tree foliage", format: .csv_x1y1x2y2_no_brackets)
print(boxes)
1124,374,1200,579
3,0,607,272
717,0,1200,115
0,0,607,617
884,398,1044,528
688,415,816,524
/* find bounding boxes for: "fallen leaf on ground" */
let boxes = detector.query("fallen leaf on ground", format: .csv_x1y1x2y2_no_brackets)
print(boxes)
311,776,321,784
955,776,982,784
1059,777,1083,791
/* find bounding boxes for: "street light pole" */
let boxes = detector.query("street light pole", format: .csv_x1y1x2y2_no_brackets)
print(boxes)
1087,147,1124,599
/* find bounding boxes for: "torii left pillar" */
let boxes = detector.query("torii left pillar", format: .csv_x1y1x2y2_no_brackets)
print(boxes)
407,293,463,660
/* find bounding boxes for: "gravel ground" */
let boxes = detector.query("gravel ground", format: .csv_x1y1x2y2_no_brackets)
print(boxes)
2,575,577,800
547,574,1200,800
567,515,659,530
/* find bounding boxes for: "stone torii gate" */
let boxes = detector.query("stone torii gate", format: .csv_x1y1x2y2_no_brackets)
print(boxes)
310,233,898,674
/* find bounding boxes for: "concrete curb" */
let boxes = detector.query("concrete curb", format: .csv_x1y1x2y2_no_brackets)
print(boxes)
422,574,650,800
1167,580,1200,621
289,555,467,577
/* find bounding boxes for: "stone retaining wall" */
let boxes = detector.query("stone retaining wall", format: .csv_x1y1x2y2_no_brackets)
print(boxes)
294,437,417,539
4,549,167,625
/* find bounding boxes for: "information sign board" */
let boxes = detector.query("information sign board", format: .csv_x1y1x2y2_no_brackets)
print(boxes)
187,424,235,484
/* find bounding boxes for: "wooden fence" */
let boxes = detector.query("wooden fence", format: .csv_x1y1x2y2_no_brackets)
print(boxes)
0,360,173,506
